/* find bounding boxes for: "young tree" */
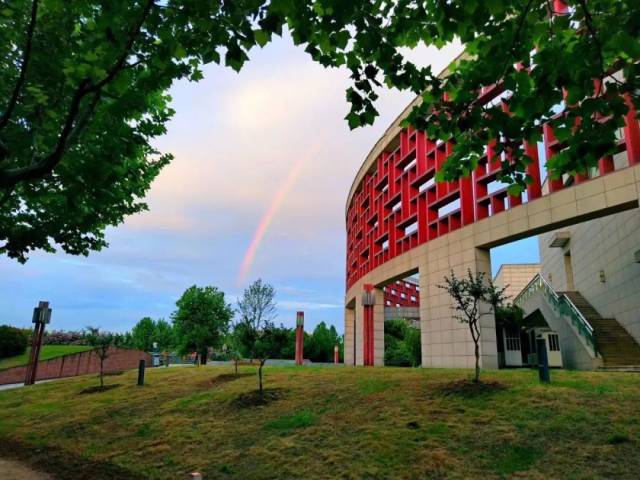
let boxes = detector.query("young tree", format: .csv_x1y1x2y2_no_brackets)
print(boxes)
172,285,233,365
439,269,506,383
85,326,114,388
236,279,277,393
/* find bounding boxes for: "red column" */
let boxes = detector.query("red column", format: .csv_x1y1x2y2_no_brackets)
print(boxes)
460,175,474,226
334,345,339,364
624,94,640,165
543,124,564,192
295,311,304,365
524,140,542,200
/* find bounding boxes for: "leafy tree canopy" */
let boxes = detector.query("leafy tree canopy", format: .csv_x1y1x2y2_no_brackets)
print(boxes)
2,0,637,260
172,285,233,356
129,316,175,352
305,321,341,363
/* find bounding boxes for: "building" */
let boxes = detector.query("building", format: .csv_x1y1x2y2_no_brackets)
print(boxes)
493,264,540,302
505,209,640,370
343,55,640,369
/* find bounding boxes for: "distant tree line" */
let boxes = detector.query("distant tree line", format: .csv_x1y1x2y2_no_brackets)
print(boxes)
4,282,343,367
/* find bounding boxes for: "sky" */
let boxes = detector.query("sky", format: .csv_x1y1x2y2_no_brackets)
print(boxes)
0,35,539,334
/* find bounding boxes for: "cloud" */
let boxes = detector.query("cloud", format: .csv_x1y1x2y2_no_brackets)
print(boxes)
0,35,464,333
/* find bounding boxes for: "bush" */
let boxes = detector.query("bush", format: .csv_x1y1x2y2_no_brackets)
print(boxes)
43,330,88,345
384,319,421,367
0,325,29,358
384,341,414,367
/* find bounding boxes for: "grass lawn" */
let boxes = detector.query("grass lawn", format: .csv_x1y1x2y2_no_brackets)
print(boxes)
0,366,639,479
0,345,93,371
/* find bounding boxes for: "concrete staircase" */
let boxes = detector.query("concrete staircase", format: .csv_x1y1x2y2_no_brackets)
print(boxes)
562,291,640,368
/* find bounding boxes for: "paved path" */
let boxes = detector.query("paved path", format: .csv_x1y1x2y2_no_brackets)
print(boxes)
0,458,52,479
0,379,56,391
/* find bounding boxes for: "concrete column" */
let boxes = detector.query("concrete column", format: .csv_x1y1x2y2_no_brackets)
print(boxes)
354,299,364,366
373,287,385,366
420,241,498,369
344,306,356,366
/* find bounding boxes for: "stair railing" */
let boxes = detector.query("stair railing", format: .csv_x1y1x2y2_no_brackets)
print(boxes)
514,273,598,356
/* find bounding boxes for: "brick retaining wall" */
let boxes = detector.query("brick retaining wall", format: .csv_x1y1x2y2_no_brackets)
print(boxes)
0,347,151,385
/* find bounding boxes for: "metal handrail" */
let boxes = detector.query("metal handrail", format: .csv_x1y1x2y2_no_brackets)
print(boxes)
514,273,598,356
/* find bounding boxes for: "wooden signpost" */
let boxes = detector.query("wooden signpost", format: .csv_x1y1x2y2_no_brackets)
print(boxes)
24,301,51,386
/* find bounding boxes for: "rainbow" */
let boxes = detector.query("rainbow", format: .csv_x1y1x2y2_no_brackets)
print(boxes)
237,143,320,286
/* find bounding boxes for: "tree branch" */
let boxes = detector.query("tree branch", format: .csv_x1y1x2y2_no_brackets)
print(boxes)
0,0,154,188
578,0,605,97
85,0,155,94
0,0,39,132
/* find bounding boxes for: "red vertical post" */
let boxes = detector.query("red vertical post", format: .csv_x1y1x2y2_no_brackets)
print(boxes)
459,175,475,225
543,124,564,192
295,311,304,366
334,345,339,364
624,94,640,165
553,0,569,14
524,140,542,200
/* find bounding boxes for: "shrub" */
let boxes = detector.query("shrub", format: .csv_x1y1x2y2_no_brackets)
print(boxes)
384,319,421,367
0,325,29,358
43,330,88,345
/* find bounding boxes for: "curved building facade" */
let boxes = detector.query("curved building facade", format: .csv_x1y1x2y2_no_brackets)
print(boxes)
344,65,640,368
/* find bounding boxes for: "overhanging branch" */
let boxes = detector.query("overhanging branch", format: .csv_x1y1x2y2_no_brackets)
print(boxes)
0,0,39,132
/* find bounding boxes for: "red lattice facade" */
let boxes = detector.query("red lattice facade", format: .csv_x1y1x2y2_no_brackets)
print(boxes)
346,92,640,291
383,279,420,308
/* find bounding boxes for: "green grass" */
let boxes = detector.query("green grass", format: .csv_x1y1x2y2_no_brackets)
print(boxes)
0,345,92,370
0,366,639,479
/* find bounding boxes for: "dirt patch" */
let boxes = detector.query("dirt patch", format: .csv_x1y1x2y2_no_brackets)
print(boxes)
197,372,252,389
231,388,286,409
0,457,53,480
0,440,138,480
434,379,507,398
79,384,121,395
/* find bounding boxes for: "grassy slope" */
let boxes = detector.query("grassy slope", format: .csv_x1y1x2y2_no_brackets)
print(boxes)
0,345,93,371
0,366,639,479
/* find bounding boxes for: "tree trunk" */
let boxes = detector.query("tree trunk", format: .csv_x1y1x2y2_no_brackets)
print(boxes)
201,348,207,365
258,359,264,393
474,341,480,383
234,358,238,376
99,358,104,388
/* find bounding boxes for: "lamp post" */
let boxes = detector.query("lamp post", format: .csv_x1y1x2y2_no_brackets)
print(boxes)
24,301,51,386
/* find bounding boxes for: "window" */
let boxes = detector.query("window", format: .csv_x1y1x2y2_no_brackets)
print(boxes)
548,333,560,351
400,293,406,299
410,295,416,302
386,300,391,306
416,286,420,292
391,289,396,295
505,330,521,351
405,283,411,288
396,303,400,307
